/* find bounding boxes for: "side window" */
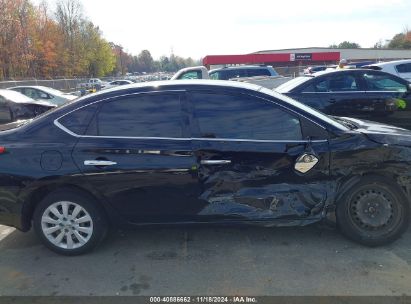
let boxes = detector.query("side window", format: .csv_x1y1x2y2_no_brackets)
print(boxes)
209,72,219,80
39,91,51,99
363,73,407,92
180,71,201,79
191,92,302,140
396,63,411,74
247,69,271,77
58,103,99,135
217,69,246,80
24,88,39,99
302,75,358,92
90,93,183,137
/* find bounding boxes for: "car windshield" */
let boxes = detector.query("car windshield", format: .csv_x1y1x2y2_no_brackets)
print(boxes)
39,86,66,95
275,76,312,93
0,90,35,103
260,87,349,131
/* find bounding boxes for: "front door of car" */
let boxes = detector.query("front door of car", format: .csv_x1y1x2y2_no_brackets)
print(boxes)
360,70,411,130
71,91,202,223
188,91,331,223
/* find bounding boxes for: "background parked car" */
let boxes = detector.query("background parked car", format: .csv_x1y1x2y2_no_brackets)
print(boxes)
303,66,328,75
0,80,411,255
77,78,108,92
102,80,134,90
363,59,411,82
0,89,56,124
276,69,411,129
172,65,291,89
8,86,77,106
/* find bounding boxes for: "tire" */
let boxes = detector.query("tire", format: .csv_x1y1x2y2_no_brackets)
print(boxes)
336,176,410,246
33,188,108,255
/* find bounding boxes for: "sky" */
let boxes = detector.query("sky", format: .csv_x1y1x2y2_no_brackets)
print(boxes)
40,0,411,59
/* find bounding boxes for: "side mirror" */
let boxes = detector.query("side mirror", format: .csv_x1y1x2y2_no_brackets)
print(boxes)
408,83,411,91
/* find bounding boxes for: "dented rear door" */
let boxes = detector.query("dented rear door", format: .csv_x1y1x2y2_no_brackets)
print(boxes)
189,90,331,223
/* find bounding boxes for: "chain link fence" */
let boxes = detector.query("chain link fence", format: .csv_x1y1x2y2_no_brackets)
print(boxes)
0,66,316,92
0,78,90,92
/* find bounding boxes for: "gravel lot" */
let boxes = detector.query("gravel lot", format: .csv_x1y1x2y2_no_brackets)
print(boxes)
0,223,410,296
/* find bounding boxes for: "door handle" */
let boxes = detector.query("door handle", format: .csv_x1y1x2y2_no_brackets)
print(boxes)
84,160,117,166
200,160,231,165
329,98,336,103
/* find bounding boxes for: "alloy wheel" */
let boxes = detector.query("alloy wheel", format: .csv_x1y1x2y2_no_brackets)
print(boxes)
41,201,93,249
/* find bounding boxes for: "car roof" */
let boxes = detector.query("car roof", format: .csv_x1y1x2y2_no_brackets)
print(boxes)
366,59,411,67
210,65,272,72
91,79,265,96
311,68,374,77
9,85,65,96
0,89,37,103
10,85,49,90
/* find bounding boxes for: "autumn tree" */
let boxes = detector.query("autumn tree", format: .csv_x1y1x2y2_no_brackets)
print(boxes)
329,41,361,49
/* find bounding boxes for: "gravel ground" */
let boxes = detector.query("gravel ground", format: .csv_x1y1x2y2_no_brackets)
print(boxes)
0,223,410,296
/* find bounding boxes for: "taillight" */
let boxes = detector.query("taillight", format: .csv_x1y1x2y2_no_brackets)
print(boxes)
0,146,6,154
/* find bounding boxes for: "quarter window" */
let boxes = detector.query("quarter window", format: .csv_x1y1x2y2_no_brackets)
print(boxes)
91,93,183,137
58,104,99,135
191,92,302,140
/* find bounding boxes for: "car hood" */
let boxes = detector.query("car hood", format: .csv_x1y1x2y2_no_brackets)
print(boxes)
341,117,411,146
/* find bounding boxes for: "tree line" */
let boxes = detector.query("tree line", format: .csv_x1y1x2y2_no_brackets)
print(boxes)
331,29,411,49
0,0,200,80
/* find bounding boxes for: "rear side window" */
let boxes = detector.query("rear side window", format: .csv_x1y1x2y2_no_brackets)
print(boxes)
58,103,98,135
363,73,407,92
247,69,272,77
396,63,411,73
303,74,358,92
90,93,183,137
179,71,201,79
191,92,302,140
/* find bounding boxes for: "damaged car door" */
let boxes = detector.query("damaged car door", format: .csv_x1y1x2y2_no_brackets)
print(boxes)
189,90,331,224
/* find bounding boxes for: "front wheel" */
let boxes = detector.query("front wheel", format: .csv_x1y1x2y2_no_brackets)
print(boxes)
336,177,410,246
33,189,108,255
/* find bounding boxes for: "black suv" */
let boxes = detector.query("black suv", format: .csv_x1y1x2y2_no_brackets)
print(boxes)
276,69,411,130
0,80,410,255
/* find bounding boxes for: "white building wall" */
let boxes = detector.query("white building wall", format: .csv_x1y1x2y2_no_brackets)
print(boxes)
255,48,411,61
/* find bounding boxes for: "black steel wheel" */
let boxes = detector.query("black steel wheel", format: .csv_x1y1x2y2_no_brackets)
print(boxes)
336,177,410,246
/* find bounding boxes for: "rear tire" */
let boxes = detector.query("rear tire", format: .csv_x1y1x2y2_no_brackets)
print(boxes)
336,177,410,246
33,189,108,255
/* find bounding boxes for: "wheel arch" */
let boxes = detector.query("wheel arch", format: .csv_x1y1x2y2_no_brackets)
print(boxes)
20,183,116,231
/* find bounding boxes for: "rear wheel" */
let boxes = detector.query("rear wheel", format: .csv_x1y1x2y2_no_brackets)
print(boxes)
336,177,410,246
33,189,108,255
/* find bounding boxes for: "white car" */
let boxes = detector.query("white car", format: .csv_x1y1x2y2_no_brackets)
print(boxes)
8,86,77,106
102,80,134,90
364,59,411,82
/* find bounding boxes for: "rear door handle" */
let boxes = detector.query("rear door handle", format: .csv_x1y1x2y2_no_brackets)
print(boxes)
329,98,336,103
84,160,117,166
200,160,231,165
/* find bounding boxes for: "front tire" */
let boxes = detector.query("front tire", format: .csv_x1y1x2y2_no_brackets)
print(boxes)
336,177,410,246
33,189,108,255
